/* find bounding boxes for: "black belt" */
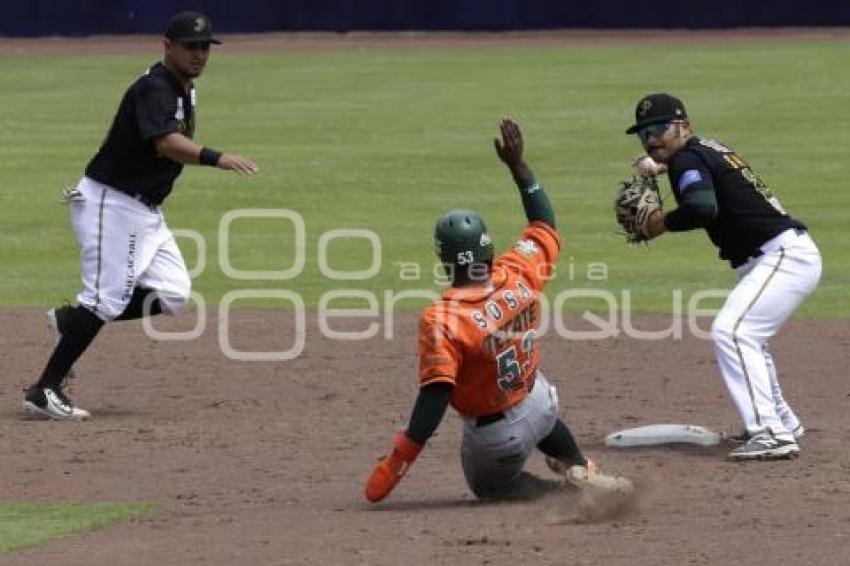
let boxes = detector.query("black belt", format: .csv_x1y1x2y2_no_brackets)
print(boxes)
730,228,806,268
475,412,504,427
475,375,536,428
132,193,159,208
731,250,764,269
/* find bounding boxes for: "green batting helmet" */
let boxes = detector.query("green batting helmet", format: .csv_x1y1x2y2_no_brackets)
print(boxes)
433,209,494,266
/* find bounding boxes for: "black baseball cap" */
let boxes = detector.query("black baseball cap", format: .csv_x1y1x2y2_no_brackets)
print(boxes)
625,93,688,134
165,11,221,44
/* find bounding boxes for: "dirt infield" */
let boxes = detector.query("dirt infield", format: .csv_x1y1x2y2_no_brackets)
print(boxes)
2,28,850,56
3,26,850,564
2,309,849,565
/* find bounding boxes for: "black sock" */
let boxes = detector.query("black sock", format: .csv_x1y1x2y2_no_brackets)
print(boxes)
114,288,163,321
537,419,588,467
36,306,104,390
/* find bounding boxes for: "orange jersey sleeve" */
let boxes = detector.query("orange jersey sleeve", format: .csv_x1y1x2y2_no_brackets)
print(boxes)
417,304,462,387
494,221,561,291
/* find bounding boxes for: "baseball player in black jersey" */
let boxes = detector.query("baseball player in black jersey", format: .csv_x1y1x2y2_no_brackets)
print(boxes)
23,11,257,420
625,93,821,460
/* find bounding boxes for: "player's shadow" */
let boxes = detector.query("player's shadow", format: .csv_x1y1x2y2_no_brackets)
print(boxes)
661,443,731,458
19,407,145,421
584,440,731,460
89,407,148,418
366,497,478,512
366,472,563,512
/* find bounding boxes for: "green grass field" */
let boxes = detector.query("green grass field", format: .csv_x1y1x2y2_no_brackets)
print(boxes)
1,39,847,317
0,501,155,553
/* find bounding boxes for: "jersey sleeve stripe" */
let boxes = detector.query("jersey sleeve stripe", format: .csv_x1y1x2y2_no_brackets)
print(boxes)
420,375,456,387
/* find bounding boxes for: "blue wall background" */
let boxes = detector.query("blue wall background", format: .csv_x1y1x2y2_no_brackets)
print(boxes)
2,1,849,37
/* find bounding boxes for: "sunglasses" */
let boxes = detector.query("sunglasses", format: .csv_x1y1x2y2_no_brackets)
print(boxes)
637,121,675,142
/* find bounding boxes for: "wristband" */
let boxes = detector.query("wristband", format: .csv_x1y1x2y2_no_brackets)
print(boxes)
392,431,423,463
199,147,222,166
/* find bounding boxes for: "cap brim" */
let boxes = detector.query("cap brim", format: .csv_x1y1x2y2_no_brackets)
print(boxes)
170,35,222,45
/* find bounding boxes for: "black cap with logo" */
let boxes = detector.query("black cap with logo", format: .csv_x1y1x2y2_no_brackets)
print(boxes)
165,11,222,44
625,93,688,134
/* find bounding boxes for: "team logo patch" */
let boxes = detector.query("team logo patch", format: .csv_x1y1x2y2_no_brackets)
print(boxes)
194,17,206,32
639,99,652,117
678,169,702,192
480,233,492,247
513,239,539,256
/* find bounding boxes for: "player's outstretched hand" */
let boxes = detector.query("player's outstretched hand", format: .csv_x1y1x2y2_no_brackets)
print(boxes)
365,431,422,503
493,117,524,167
218,153,258,176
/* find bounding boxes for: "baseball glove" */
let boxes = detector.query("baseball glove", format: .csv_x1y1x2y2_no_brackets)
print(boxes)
614,176,663,243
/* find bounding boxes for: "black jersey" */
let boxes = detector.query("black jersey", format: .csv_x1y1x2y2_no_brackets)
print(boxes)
666,136,805,266
85,62,195,205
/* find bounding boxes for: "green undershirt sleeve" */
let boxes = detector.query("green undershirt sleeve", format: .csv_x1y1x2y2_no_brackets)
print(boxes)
664,184,718,232
405,383,453,444
508,162,555,228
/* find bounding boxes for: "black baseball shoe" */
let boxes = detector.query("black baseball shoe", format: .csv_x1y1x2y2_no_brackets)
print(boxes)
727,431,798,461
23,385,90,421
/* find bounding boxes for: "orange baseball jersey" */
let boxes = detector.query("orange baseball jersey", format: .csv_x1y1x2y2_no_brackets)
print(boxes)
418,221,561,416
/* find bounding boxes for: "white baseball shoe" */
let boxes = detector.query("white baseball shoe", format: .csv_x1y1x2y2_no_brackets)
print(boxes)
23,386,90,421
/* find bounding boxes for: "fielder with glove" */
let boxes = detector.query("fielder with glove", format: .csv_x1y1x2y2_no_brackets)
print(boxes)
620,93,821,461
366,119,623,503
614,175,663,243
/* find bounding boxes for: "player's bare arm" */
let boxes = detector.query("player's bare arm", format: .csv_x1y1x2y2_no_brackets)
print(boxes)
494,117,533,185
494,117,555,229
154,132,258,175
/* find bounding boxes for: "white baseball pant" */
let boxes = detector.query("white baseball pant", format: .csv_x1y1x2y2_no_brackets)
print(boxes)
69,176,191,321
712,229,822,439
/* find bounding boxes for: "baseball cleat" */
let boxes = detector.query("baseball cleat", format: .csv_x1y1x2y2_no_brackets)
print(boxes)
727,424,805,445
547,458,632,493
546,456,597,478
562,460,634,495
47,306,79,386
23,386,90,421
727,431,798,461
